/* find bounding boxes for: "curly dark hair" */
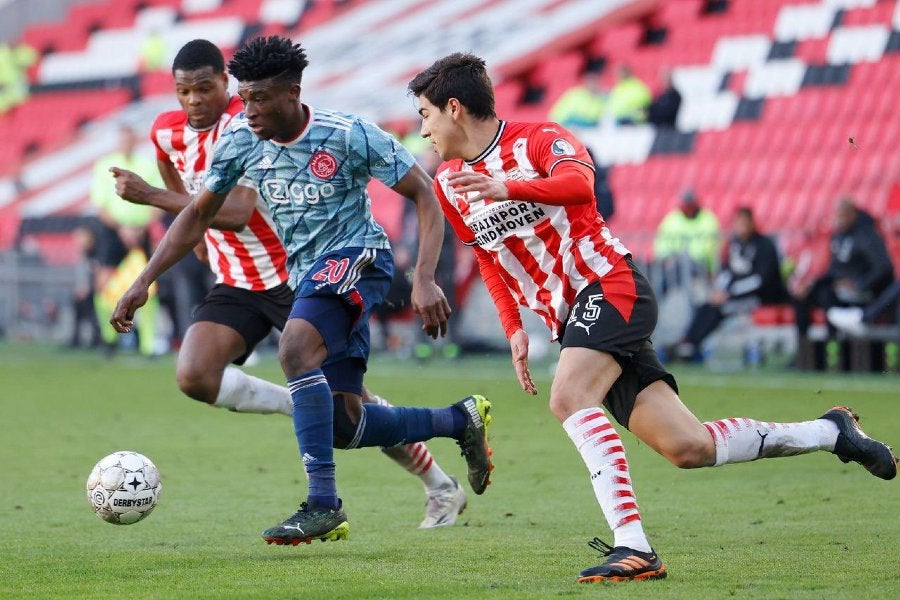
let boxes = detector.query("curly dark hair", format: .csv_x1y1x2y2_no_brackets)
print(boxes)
172,39,225,74
408,52,496,120
227,35,309,84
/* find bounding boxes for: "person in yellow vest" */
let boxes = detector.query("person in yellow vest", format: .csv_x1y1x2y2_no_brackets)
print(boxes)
0,42,36,113
548,71,606,129
605,65,652,125
90,125,163,355
653,188,721,276
140,30,167,72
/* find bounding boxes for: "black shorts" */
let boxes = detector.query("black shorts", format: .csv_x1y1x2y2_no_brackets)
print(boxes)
192,282,294,365
559,258,678,429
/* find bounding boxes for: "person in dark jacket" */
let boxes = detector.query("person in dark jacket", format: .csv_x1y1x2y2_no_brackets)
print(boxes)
674,207,788,360
647,68,682,129
793,197,894,338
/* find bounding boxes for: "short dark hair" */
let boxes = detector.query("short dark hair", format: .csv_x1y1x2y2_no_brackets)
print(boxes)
172,39,225,74
227,35,309,85
736,206,753,220
408,52,496,120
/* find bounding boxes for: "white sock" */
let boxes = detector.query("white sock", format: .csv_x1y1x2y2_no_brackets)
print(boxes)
563,407,651,553
370,394,453,492
213,365,293,416
703,417,839,466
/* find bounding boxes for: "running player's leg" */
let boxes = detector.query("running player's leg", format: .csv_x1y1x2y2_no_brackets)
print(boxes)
629,380,897,479
552,347,663,581
178,283,294,415
558,260,666,582
363,387,466,528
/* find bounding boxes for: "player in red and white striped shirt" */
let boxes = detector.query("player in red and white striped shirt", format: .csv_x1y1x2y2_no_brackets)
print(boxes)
111,40,467,528
409,53,896,581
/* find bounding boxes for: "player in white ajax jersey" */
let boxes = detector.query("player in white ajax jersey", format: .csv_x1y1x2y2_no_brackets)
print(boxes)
109,39,468,528
112,36,495,546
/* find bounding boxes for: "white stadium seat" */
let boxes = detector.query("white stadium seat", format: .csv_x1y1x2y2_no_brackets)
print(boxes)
579,124,656,166
827,25,890,64
823,0,876,8
774,3,838,42
744,58,807,98
677,92,739,132
182,0,223,14
260,0,308,25
671,65,726,99
712,35,772,71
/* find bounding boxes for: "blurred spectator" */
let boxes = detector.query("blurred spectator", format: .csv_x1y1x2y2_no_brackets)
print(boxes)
647,67,681,129
67,226,101,349
653,188,721,275
586,147,614,221
89,125,163,355
605,65,652,125
793,197,894,341
548,71,606,129
827,279,900,336
140,30,166,72
671,207,788,361
0,42,37,113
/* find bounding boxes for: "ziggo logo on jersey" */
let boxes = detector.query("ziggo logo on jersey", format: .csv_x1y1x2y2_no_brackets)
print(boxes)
262,179,336,205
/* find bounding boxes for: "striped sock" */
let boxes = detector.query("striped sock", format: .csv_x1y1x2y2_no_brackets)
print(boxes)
370,395,452,492
703,417,839,466
287,369,337,509
563,407,651,553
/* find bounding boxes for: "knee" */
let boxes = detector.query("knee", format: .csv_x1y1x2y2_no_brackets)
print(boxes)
664,434,715,469
332,393,362,449
278,334,326,377
175,365,217,404
548,390,591,423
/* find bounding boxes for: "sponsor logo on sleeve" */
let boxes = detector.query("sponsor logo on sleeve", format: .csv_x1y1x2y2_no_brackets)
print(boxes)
551,138,576,156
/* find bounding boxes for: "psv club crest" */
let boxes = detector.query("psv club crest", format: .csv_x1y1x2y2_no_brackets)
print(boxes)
310,150,338,179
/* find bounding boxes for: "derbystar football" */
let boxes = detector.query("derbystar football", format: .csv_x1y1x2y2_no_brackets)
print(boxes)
86,451,161,525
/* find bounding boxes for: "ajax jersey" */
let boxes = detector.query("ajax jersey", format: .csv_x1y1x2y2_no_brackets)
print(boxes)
151,96,288,291
206,104,415,288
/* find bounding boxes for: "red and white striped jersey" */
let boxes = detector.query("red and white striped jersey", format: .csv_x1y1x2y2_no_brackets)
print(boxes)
434,120,629,340
150,96,289,291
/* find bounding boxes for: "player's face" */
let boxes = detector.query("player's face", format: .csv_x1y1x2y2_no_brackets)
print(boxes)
417,96,462,160
174,67,230,129
237,78,303,142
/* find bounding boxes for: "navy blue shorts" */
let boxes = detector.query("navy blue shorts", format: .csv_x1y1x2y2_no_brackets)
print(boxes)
288,247,393,394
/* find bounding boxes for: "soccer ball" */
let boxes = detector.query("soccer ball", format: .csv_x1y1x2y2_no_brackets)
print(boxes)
86,451,161,525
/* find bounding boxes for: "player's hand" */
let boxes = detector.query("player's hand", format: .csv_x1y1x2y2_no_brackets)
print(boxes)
110,283,149,333
109,166,150,204
509,328,537,395
192,241,210,265
411,278,451,339
446,171,509,203
709,289,728,306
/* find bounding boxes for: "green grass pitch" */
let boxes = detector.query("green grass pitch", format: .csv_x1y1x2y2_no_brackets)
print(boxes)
1,343,898,599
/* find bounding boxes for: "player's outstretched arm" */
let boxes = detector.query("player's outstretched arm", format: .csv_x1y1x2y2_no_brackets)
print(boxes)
110,166,255,231
392,163,451,339
110,187,226,332
445,162,593,207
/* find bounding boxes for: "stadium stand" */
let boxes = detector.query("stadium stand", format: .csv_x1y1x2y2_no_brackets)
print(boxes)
1,0,898,283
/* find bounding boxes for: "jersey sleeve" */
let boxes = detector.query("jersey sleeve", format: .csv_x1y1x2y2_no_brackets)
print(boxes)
348,118,415,188
528,122,594,176
204,123,257,195
149,115,169,161
503,123,595,206
473,246,523,339
434,173,476,245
